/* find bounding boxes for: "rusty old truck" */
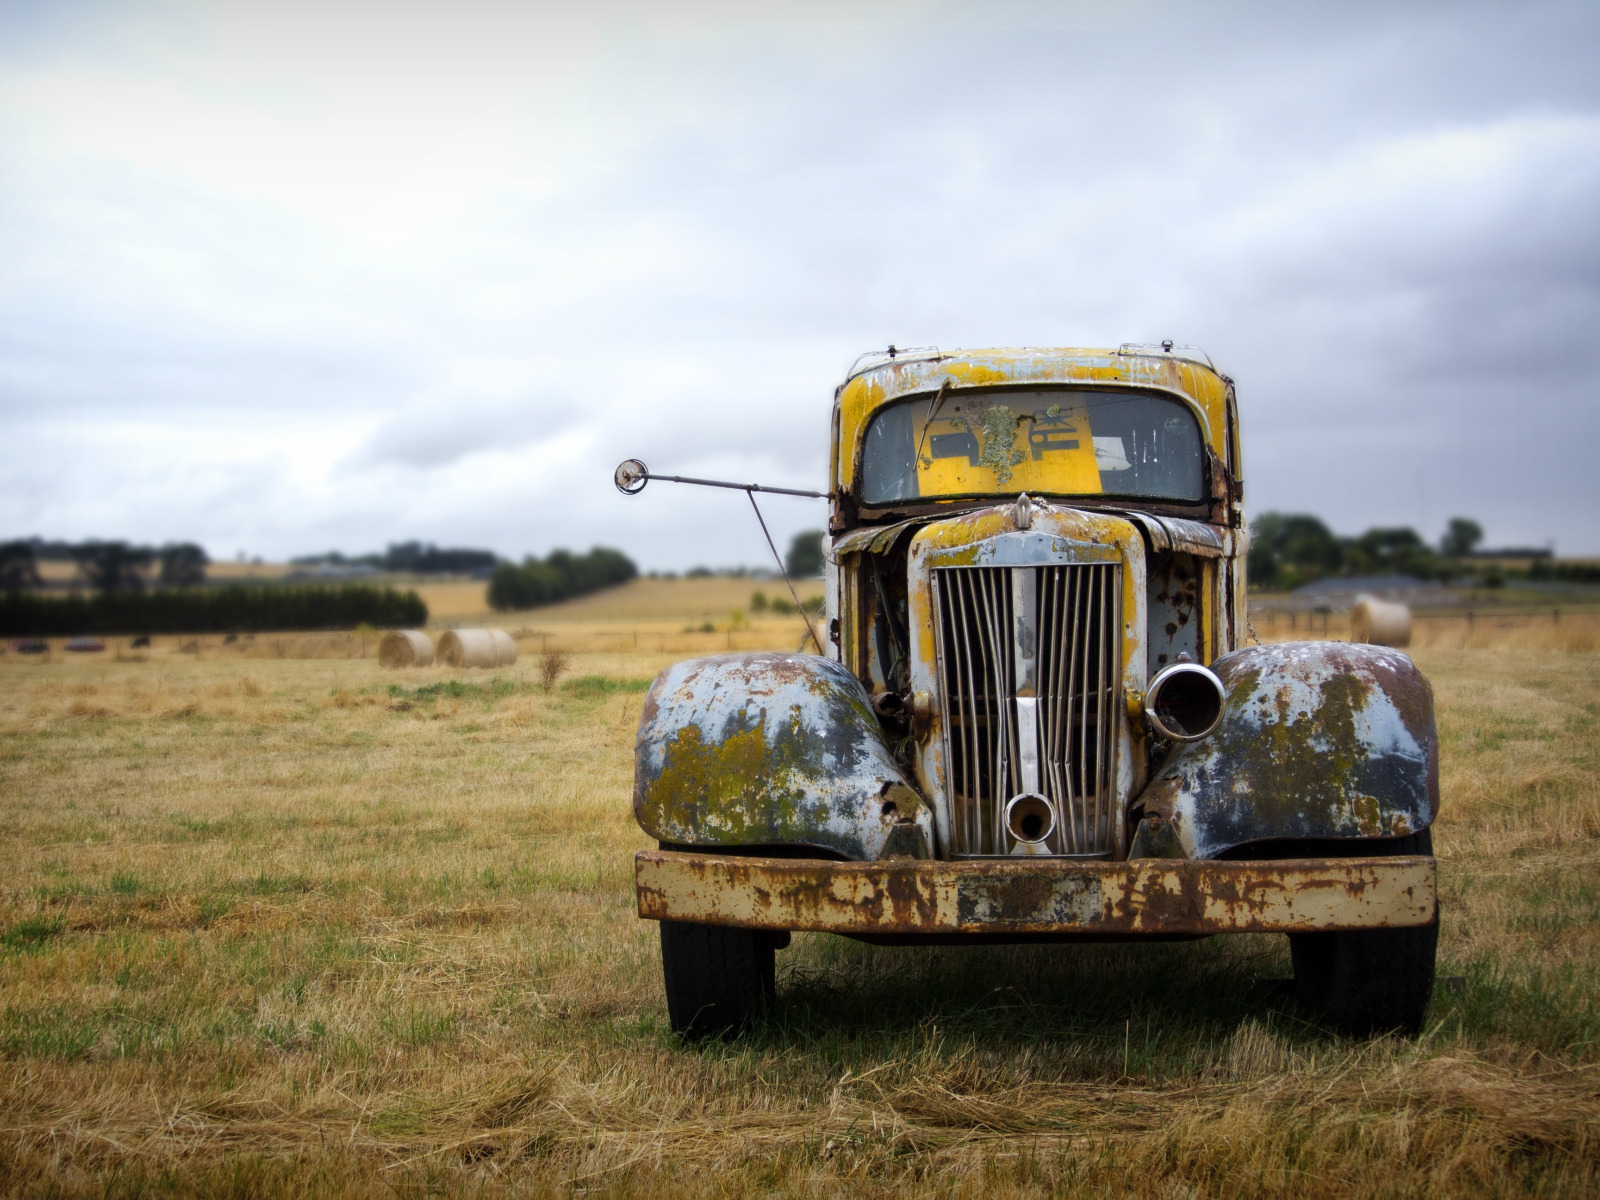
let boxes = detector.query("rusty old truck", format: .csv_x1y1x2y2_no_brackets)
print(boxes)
625,344,1438,1039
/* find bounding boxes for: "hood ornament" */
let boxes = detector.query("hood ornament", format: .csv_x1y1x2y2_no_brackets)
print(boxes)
1014,493,1033,530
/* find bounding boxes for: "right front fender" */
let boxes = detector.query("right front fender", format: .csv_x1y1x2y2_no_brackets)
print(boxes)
1131,642,1439,860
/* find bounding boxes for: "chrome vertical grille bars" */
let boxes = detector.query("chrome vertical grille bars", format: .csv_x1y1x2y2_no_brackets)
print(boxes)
932,562,1122,857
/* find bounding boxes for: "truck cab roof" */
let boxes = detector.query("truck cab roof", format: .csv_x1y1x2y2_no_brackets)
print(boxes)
832,345,1238,523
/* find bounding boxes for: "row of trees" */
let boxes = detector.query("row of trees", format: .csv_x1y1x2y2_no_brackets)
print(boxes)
1529,559,1600,585
291,541,498,575
1247,514,1491,589
487,547,638,611
750,590,825,617
0,585,426,637
0,540,208,591
674,532,827,582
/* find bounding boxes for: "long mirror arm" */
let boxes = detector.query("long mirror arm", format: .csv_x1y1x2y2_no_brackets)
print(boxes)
613,458,829,500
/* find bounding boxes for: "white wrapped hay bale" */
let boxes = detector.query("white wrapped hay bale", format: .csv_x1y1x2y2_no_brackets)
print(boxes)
1351,596,1412,648
436,628,517,668
378,630,435,667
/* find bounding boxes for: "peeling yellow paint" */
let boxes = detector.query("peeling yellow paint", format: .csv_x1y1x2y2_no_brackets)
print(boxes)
836,348,1231,498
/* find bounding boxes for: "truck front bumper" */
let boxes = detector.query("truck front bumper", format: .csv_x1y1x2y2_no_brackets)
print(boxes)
635,850,1436,937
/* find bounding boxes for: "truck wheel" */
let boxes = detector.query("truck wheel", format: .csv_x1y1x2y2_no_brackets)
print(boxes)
659,921,776,1039
1289,829,1438,1036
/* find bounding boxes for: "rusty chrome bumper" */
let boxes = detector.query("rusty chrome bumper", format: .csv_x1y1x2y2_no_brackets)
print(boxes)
635,850,1436,937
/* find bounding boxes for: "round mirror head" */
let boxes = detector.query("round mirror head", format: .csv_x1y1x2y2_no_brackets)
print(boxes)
614,459,649,495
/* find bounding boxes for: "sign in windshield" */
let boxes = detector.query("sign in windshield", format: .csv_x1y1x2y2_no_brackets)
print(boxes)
860,387,1204,505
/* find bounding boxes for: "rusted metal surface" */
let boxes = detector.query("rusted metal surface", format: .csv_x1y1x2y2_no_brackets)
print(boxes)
1133,642,1439,860
829,518,924,559
634,653,935,861
1117,511,1227,558
636,849,1436,935
1146,550,1203,670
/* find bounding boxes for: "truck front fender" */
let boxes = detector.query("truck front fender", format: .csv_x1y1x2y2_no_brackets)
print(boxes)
634,653,932,861
1130,642,1438,860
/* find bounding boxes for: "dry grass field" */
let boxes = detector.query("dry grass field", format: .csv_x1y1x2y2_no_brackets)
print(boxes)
415,575,826,631
1,587,1597,1197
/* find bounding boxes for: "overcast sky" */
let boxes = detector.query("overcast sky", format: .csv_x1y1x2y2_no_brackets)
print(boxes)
2,0,1597,567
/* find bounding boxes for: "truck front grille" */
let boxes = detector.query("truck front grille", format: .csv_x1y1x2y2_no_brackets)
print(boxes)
931,563,1122,857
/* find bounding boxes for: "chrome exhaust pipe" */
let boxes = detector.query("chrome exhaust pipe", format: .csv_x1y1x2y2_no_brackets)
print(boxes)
1144,662,1227,742
1005,792,1057,845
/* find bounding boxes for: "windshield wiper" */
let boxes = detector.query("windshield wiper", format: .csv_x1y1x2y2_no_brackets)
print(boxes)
912,379,953,471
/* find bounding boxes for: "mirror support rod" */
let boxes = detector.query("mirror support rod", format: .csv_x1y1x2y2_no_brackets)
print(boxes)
654,473,828,499
614,458,826,653
614,458,828,500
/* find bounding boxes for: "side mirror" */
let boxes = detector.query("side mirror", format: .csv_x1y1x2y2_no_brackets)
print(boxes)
614,459,649,494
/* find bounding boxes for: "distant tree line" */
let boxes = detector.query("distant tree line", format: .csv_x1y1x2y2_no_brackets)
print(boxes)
1,539,209,591
291,541,499,575
671,531,826,582
487,547,637,611
0,585,426,637
1529,559,1600,585
1246,514,1537,589
750,590,825,617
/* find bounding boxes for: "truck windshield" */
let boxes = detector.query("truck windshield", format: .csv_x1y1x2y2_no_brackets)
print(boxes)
860,387,1205,505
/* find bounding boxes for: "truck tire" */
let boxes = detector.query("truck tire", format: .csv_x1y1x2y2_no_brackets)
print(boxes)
1289,829,1438,1036
659,921,776,1039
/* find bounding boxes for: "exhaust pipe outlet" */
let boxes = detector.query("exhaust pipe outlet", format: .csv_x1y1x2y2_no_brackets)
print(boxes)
1005,792,1057,845
1144,662,1227,742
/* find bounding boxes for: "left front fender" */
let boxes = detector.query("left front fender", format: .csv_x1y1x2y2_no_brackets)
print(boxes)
634,653,932,861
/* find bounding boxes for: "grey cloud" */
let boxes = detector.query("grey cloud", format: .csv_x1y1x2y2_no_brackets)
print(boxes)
351,393,571,469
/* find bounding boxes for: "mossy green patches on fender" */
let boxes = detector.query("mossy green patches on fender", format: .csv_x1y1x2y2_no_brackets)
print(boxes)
634,653,932,861
1135,642,1438,859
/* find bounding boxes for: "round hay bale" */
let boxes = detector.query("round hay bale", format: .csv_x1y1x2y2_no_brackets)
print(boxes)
436,628,517,668
1351,596,1412,648
379,629,435,668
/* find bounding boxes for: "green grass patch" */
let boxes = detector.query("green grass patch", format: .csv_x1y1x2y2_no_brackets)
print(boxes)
1,915,64,951
386,677,522,705
561,675,653,698
382,1010,458,1047
108,870,146,895
1433,953,1599,1058
170,813,235,837
0,1007,102,1058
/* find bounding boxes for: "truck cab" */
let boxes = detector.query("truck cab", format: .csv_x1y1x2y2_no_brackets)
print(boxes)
630,345,1439,1039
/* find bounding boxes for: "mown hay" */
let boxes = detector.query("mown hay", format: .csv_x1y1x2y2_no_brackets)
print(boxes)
378,630,435,668
436,628,516,668
1351,596,1412,647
